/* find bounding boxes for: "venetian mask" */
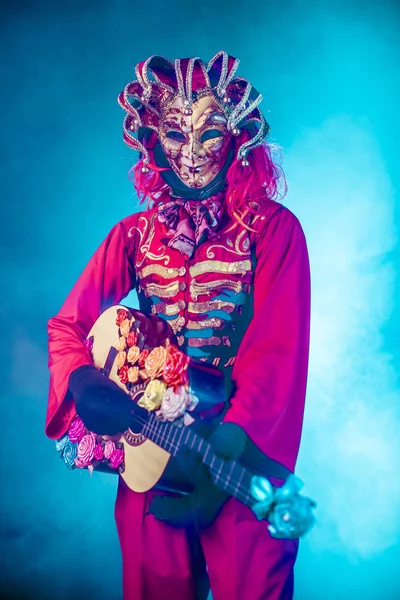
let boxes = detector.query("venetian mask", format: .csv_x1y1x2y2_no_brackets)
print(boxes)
158,94,233,189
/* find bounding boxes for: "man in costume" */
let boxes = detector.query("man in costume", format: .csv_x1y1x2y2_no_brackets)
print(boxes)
46,51,311,599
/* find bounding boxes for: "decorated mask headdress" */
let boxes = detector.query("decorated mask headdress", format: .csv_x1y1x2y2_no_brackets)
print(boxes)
118,51,270,172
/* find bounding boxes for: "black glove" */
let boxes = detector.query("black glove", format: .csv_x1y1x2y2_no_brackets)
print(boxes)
68,364,135,436
148,447,229,529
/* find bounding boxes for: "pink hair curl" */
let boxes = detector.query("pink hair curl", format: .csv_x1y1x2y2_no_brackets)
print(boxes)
130,129,286,229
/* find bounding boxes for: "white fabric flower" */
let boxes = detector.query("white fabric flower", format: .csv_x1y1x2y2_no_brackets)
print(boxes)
158,386,198,422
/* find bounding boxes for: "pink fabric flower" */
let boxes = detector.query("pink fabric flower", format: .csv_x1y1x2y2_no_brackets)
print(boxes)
104,440,116,460
109,448,124,469
76,433,96,466
84,337,94,353
68,417,86,443
93,443,104,461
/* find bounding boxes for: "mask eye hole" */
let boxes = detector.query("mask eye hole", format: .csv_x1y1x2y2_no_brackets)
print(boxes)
200,129,224,143
166,130,186,142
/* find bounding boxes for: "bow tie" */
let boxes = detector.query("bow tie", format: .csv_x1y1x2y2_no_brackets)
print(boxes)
157,195,224,258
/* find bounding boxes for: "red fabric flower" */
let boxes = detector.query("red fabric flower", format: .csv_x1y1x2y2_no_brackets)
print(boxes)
126,331,138,347
138,348,149,368
118,365,129,384
167,343,180,355
163,349,189,389
116,309,128,326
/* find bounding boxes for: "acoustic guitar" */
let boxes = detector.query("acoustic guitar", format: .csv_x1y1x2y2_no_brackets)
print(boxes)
85,305,292,494
58,305,316,538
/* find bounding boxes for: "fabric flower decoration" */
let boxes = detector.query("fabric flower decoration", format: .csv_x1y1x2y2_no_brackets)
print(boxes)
267,476,316,539
128,366,139,383
158,385,197,422
68,416,86,444
116,336,127,352
127,346,140,365
59,439,78,469
163,347,189,389
127,331,138,347
139,380,167,411
84,336,94,353
145,346,167,379
251,476,274,503
116,308,129,326
138,349,149,368
75,433,97,468
274,474,303,503
120,318,132,338
116,351,127,369
93,443,105,461
109,448,124,469
55,434,69,453
104,440,116,460
250,476,275,520
186,393,198,412
268,495,316,539
118,365,129,384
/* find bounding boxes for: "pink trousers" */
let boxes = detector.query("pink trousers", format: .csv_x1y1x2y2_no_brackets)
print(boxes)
115,478,298,600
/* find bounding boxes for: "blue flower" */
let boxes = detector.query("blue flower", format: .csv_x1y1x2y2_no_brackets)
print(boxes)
250,476,274,519
274,474,304,502
59,438,78,470
252,499,273,521
268,495,316,539
55,435,69,453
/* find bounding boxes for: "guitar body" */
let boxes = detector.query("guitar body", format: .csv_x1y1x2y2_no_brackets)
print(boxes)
87,305,223,494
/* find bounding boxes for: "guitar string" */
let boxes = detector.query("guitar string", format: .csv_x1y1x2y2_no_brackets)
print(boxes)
125,411,254,506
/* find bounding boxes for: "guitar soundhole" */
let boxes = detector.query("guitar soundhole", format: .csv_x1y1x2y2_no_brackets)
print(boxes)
123,429,147,446
124,381,148,446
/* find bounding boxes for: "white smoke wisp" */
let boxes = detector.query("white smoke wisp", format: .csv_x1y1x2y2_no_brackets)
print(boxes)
285,115,400,559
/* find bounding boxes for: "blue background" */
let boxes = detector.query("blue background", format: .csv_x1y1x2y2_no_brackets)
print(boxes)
0,0,399,598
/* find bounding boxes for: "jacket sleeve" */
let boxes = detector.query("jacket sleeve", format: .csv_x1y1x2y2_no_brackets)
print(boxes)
45,215,138,440
223,207,311,473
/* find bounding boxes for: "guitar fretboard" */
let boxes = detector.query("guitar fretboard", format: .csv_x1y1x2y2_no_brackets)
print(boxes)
142,414,254,507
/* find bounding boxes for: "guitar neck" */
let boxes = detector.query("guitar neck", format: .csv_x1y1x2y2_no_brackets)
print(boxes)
142,414,255,508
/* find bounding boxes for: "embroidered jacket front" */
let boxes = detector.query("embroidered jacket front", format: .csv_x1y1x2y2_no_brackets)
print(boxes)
131,204,255,373
46,195,311,472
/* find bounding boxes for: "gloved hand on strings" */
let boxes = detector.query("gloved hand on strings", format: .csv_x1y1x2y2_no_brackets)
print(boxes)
68,364,141,436
148,423,248,529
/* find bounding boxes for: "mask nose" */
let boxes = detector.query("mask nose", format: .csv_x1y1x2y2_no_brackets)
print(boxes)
187,133,207,162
